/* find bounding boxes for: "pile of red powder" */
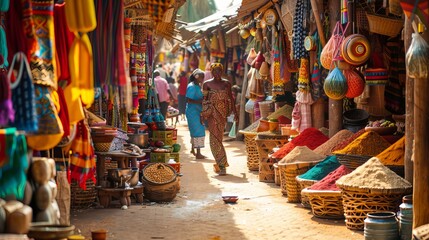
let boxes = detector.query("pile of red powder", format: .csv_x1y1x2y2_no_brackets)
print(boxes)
309,165,352,191
271,128,329,159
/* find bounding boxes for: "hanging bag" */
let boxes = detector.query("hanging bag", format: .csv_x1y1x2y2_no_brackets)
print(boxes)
320,22,349,70
200,90,212,119
7,52,38,133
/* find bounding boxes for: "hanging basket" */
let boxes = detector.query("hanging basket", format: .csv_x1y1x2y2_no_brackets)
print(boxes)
366,13,404,37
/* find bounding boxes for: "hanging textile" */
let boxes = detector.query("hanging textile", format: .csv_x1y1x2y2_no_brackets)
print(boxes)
69,119,96,190
53,2,74,85
5,0,37,63
384,38,406,114
291,90,314,132
292,0,309,60
30,0,58,89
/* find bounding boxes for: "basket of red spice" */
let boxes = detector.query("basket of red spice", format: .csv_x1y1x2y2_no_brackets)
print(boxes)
303,165,353,219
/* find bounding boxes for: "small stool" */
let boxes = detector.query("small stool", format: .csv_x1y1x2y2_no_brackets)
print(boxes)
97,187,133,208
131,185,144,203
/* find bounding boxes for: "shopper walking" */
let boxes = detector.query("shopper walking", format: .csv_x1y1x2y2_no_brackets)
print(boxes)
177,71,188,121
185,69,207,159
154,70,176,120
201,63,237,175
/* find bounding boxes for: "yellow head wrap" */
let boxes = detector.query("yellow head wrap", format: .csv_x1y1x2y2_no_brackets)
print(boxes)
210,62,223,72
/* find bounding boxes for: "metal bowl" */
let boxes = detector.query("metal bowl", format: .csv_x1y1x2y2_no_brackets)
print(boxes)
127,133,148,147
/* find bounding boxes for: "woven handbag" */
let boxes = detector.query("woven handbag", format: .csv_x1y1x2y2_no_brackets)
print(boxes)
8,52,38,132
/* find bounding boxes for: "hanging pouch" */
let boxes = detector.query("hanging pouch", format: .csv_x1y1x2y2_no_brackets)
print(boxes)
26,85,64,150
8,52,38,133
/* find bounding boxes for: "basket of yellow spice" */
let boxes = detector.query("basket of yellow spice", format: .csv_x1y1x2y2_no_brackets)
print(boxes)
336,157,412,230
333,131,391,169
375,136,405,177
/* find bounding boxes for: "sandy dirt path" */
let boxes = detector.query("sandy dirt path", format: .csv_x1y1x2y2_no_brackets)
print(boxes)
71,120,364,240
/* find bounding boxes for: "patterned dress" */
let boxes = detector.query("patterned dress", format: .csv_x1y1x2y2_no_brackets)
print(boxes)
206,89,232,170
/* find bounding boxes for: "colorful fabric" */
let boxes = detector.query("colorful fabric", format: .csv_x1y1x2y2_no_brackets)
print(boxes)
69,120,96,190
206,89,232,169
292,90,314,132
185,82,205,147
292,0,308,60
30,0,57,89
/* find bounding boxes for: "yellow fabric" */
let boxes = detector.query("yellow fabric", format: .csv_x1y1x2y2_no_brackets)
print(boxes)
65,0,97,33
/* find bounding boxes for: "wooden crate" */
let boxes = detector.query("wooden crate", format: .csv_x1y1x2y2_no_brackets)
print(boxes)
255,135,288,183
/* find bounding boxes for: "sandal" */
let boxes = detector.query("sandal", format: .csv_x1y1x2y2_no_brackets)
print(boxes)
195,154,207,159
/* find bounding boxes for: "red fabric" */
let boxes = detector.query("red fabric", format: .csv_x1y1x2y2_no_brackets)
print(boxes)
54,2,74,85
6,0,37,63
115,1,126,86
56,87,70,137
178,76,188,95
271,127,329,159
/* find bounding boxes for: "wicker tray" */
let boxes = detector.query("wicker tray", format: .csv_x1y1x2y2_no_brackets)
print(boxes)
302,188,344,219
335,153,372,170
296,176,318,208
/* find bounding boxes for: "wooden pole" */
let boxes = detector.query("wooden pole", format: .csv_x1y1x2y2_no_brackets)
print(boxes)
413,29,429,229
310,0,326,130
328,0,342,137
236,56,249,140
309,0,327,47
403,17,414,184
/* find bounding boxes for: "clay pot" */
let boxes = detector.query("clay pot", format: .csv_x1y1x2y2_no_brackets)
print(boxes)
91,229,108,240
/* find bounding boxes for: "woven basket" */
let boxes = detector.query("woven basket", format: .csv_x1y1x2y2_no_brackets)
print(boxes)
296,176,318,208
142,163,179,202
339,186,411,230
302,188,344,219
280,162,319,202
414,224,429,240
243,132,259,171
255,135,289,183
71,179,97,209
335,154,372,170
366,13,403,37
273,163,280,186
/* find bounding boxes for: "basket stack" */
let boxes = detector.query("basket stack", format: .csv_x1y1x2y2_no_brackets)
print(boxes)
239,120,261,171
142,163,179,202
302,188,344,219
279,162,319,202
296,176,317,208
71,179,97,209
336,158,412,230
255,133,289,183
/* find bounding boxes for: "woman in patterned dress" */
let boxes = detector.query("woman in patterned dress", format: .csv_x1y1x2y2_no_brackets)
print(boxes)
185,69,206,159
201,63,237,175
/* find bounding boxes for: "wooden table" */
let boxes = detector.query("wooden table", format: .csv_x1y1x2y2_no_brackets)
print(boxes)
97,185,144,208
95,151,148,185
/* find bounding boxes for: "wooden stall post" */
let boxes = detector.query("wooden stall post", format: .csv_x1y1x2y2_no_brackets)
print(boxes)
413,30,429,229
237,55,250,140
403,17,414,183
328,0,342,137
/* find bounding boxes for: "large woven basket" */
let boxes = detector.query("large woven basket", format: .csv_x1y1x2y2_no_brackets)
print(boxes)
335,154,372,169
280,162,319,202
142,163,179,202
71,179,97,209
339,185,411,230
296,176,318,208
366,13,403,37
302,188,344,219
273,163,280,186
242,132,259,171
255,135,289,183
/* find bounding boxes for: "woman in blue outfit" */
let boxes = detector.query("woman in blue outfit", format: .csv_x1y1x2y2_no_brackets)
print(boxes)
185,69,207,159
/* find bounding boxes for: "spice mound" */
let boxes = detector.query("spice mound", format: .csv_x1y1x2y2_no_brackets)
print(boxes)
336,157,412,192
310,165,352,191
333,131,391,156
314,129,354,156
331,129,366,152
376,136,405,166
271,128,329,159
299,155,341,181
279,146,324,164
